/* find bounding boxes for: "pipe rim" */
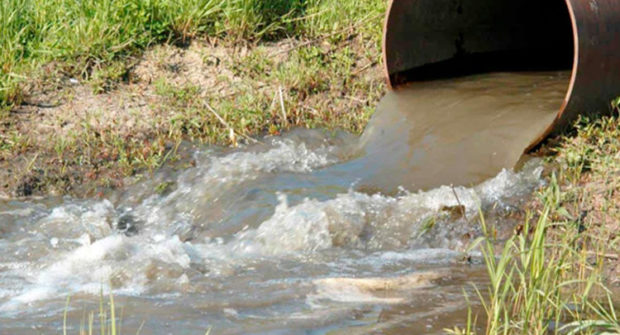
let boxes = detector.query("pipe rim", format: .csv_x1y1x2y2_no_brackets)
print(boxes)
381,0,395,90
525,0,578,150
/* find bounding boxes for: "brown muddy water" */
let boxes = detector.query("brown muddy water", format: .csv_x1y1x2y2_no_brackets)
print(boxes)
0,72,568,334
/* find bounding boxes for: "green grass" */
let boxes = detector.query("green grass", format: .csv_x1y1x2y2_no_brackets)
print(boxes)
448,116,620,335
0,0,385,105
62,292,216,335
63,293,122,335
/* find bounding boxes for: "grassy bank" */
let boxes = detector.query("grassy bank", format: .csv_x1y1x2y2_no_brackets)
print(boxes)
1,0,385,104
0,0,387,197
449,116,620,335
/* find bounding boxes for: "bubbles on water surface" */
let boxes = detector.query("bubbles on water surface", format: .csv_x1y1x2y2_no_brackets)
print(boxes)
0,69,561,334
0,129,545,316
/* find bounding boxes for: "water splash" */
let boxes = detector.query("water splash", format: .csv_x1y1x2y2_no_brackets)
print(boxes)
0,72,567,334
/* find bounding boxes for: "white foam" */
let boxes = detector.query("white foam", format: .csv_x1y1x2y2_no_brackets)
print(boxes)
124,138,340,235
308,271,443,306
218,160,544,255
0,136,544,312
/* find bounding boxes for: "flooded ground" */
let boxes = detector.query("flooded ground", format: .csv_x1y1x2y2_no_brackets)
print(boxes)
0,72,569,334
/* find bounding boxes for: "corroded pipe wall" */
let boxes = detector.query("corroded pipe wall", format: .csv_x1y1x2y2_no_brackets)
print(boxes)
383,0,620,148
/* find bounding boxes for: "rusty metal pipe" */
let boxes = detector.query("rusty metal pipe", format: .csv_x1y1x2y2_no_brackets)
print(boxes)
383,0,620,149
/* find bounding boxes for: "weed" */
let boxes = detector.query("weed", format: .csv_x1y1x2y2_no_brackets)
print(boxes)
611,96,620,113
62,292,120,335
61,292,216,335
448,116,620,334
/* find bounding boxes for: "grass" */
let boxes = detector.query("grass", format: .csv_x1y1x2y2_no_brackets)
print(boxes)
447,115,620,335
63,293,124,335
0,0,385,105
61,292,218,335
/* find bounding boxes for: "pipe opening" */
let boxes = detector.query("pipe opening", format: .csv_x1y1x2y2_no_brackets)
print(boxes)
384,0,575,86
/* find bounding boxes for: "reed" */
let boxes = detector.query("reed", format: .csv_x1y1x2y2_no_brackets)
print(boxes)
448,116,620,335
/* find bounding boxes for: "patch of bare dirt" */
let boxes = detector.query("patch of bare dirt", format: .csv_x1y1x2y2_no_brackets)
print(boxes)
11,41,257,146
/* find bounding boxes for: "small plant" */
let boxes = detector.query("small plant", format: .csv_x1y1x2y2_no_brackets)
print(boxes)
611,96,620,113
62,292,217,335
63,292,121,335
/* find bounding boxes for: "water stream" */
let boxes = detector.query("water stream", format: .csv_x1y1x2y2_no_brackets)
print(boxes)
0,72,569,334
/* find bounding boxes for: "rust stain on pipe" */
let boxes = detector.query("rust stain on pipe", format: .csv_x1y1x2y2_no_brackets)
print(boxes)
383,0,620,150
